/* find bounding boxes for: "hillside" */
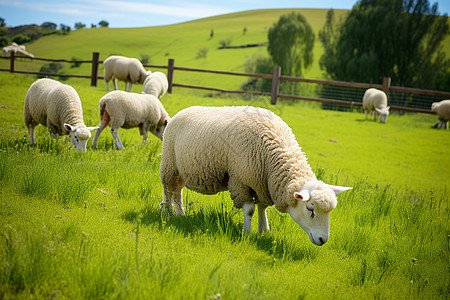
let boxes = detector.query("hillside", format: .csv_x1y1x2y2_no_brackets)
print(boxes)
1,9,350,91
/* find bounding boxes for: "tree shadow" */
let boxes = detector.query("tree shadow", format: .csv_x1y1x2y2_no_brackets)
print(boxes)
121,205,316,261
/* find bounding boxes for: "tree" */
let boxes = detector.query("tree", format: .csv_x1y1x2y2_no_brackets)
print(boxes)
60,24,71,35
0,17,5,27
319,1,449,90
98,20,109,28
41,22,57,30
74,22,86,30
267,12,315,77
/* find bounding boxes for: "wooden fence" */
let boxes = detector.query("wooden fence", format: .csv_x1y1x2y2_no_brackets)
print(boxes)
1,52,449,114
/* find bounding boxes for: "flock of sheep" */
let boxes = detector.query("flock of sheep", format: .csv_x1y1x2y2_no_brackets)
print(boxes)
22,55,448,245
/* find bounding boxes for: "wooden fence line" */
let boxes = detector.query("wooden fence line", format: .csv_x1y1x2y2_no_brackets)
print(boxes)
1,52,449,114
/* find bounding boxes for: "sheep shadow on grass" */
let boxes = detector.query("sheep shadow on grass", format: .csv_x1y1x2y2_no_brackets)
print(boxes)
121,204,317,262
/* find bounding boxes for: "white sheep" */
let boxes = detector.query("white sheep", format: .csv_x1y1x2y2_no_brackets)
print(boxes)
103,55,150,92
23,78,98,152
142,71,168,98
431,99,450,129
159,106,352,246
363,88,390,123
92,91,170,150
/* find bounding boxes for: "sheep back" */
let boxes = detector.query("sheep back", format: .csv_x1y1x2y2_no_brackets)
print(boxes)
160,106,317,212
431,100,450,121
363,88,387,110
143,72,168,98
99,91,169,129
103,55,148,84
24,78,87,137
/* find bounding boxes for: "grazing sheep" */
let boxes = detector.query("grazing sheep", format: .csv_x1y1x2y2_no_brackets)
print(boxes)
159,106,352,246
431,100,450,129
363,88,390,123
23,78,98,152
103,55,150,92
143,71,168,98
92,91,170,150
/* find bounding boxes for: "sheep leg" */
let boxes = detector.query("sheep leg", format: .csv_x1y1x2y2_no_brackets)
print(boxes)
28,124,36,145
160,173,185,215
364,109,368,120
243,203,255,233
141,123,149,146
128,83,133,93
113,78,118,90
106,81,110,92
257,204,270,232
110,127,125,150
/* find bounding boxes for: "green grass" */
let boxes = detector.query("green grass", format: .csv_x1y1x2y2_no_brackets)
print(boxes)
0,72,449,299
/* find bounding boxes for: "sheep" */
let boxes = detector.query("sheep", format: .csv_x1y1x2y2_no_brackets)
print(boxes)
431,99,450,129
23,78,98,152
103,55,150,92
92,91,170,150
142,71,168,98
363,88,390,123
159,106,352,246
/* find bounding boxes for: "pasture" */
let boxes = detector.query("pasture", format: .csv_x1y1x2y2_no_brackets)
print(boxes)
0,72,449,299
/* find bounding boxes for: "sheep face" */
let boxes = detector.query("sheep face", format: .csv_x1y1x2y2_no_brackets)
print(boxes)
287,181,352,246
64,123,98,152
375,107,390,123
150,119,169,141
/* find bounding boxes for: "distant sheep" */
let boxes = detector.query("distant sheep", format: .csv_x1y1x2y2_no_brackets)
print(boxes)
143,71,168,98
103,55,150,92
92,91,170,150
24,78,98,152
431,100,450,129
363,88,390,123
159,106,352,246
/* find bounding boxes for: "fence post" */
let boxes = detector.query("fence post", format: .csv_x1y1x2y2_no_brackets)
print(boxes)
9,52,15,73
90,52,100,87
382,77,391,98
270,66,281,105
167,58,175,94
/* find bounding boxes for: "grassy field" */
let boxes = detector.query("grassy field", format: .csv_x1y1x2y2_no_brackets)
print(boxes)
0,72,449,299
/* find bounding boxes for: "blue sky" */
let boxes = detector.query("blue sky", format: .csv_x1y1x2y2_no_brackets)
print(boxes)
1,0,449,28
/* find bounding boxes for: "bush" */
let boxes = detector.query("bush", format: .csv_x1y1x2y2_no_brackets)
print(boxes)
12,34,30,44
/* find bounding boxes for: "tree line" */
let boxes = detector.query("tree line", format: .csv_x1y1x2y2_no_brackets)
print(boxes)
244,0,449,92
0,18,109,47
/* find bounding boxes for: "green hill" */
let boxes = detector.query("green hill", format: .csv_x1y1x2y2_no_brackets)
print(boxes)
1,9,350,90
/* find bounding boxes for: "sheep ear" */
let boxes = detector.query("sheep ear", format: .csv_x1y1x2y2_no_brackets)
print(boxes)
386,106,390,111
294,190,310,201
375,108,381,113
87,126,99,132
64,123,75,132
326,184,353,194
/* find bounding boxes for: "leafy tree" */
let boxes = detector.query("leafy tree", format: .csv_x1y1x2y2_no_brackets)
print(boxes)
60,24,71,34
0,36,9,47
98,20,109,28
74,22,86,30
0,17,5,27
41,22,57,30
267,12,315,77
319,1,449,90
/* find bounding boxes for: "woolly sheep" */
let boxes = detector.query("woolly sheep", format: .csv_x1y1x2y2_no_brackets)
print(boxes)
431,99,450,129
363,88,390,123
159,106,352,246
92,91,170,150
142,71,168,98
23,78,98,152
103,55,150,92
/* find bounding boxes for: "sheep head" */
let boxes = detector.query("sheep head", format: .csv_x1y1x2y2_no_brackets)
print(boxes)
64,123,99,152
287,181,352,246
375,107,390,123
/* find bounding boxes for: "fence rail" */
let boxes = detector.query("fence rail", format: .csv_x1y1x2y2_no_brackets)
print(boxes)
1,52,449,114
